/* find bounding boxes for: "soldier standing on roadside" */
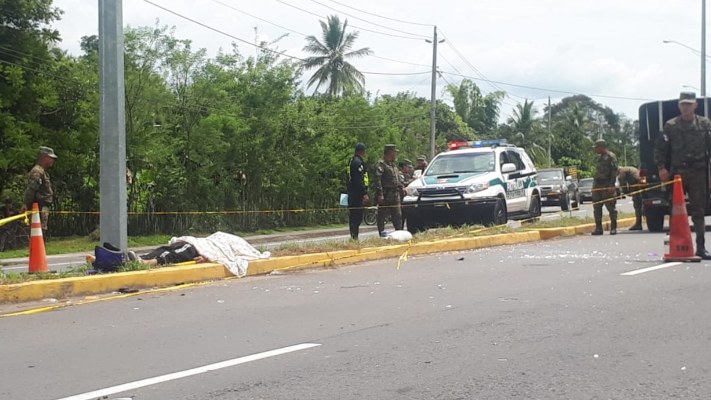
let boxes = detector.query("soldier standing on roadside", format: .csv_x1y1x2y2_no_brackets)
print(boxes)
654,92,711,259
373,144,404,237
617,166,643,231
347,143,369,240
591,140,618,236
24,146,57,231
415,155,428,174
399,159,415,187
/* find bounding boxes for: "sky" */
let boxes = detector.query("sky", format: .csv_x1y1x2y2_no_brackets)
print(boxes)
51,0,709,121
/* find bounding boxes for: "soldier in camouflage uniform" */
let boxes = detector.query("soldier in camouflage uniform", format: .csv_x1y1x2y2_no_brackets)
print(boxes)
373,144,404,236
24,146,57,230
398,159,415,187
617,166,643,231
592,140,618,235
654,92,711,259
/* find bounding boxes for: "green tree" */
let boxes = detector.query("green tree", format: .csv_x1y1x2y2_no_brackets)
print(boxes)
302,15,373,97
446,79,504,134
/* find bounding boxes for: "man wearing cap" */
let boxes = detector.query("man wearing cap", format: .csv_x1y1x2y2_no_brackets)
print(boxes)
415,155,428,174
373,144,404,236
591,140,618,235
398,159,415,187
347,143,369,240
24,146,57,230
654,92,711,259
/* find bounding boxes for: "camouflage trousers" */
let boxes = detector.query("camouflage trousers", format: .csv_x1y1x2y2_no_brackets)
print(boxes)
40,206,49,230
377,190,403,232
674,169,707,248
592,185,617,222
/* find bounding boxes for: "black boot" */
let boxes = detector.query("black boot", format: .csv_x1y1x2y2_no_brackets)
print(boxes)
610,218,617,235
628,215,643,231
696,238,711,260
591,220,603,236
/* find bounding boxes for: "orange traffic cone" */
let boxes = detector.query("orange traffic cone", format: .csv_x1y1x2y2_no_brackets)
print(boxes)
664,175,701,262
28,202,49,273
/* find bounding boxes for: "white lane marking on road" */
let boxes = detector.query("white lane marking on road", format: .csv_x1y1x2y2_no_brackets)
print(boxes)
54,343,321,400
1,262,82,271
621,262,683,276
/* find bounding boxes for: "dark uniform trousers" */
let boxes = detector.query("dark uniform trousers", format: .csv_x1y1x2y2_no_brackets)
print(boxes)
377,188,403,232
348,194,364,239
592,182,617,222
674,168,708,248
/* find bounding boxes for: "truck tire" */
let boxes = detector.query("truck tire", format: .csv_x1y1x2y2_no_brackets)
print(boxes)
407,214,425,234
645,209,665,232
487,198,508,226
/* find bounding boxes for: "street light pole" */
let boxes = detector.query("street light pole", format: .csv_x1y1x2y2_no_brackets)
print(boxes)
426,27,444,160
703,0,708,117
99,0,128,250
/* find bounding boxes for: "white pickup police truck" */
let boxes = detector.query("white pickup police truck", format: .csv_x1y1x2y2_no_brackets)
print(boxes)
402,139,541,233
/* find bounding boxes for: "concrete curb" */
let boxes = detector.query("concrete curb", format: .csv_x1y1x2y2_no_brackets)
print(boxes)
0,218,637,304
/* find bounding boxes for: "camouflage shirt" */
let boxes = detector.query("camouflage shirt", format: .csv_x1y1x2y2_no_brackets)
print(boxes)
617,166,641,187
373,159,403,197
594,151,618,187
654,115,711,171
24,164,53,209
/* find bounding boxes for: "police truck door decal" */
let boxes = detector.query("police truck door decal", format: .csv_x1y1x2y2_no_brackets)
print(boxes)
506,178,525,198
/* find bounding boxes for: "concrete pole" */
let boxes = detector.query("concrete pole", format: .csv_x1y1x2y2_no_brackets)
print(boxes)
703,0,708,117
429,26,438,160
547,96,552,167
99,0,128,250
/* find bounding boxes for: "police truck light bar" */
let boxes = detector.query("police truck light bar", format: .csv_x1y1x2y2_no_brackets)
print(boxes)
447,139,508,150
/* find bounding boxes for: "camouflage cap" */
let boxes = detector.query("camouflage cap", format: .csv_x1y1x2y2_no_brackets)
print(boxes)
384,144,398,153
38,146,58,159
416,155,427,161
402,159,413,166
593,139,606,148
680,92,697,104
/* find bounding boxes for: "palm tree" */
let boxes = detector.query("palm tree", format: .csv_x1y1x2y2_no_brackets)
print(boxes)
508,100,538,135
302,15,373,97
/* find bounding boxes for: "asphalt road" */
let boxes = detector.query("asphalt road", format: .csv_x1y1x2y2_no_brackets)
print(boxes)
4,225,711,399
0,200,636,274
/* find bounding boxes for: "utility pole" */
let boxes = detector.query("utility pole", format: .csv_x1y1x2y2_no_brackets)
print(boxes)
547,96,552,167
426,27,444,160
703,0,708,117
99,0,128,250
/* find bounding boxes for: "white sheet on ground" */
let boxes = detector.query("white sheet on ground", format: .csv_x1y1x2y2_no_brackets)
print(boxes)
169,232,271,277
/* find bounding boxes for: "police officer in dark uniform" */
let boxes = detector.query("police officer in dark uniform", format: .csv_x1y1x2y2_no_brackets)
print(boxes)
373,144,404,237
591,140,618,235
654,92,711,259
347,143,369,240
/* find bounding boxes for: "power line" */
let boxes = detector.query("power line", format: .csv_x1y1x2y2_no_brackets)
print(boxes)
308,0,429,39
144,0,427,77
208,0,431,69
274,0,425,41
437,28,526,101
208,0,308,36
440,70,654,102
324,0,433,27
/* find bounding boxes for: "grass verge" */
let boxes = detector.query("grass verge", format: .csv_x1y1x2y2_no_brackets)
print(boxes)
0,214,633,284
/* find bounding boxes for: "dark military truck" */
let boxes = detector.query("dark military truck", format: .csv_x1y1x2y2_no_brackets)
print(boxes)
638,97,711,232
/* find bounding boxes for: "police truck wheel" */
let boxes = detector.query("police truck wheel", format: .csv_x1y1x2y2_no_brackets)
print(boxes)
645,209,665,232
487,198,507,226
407,215,425,234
